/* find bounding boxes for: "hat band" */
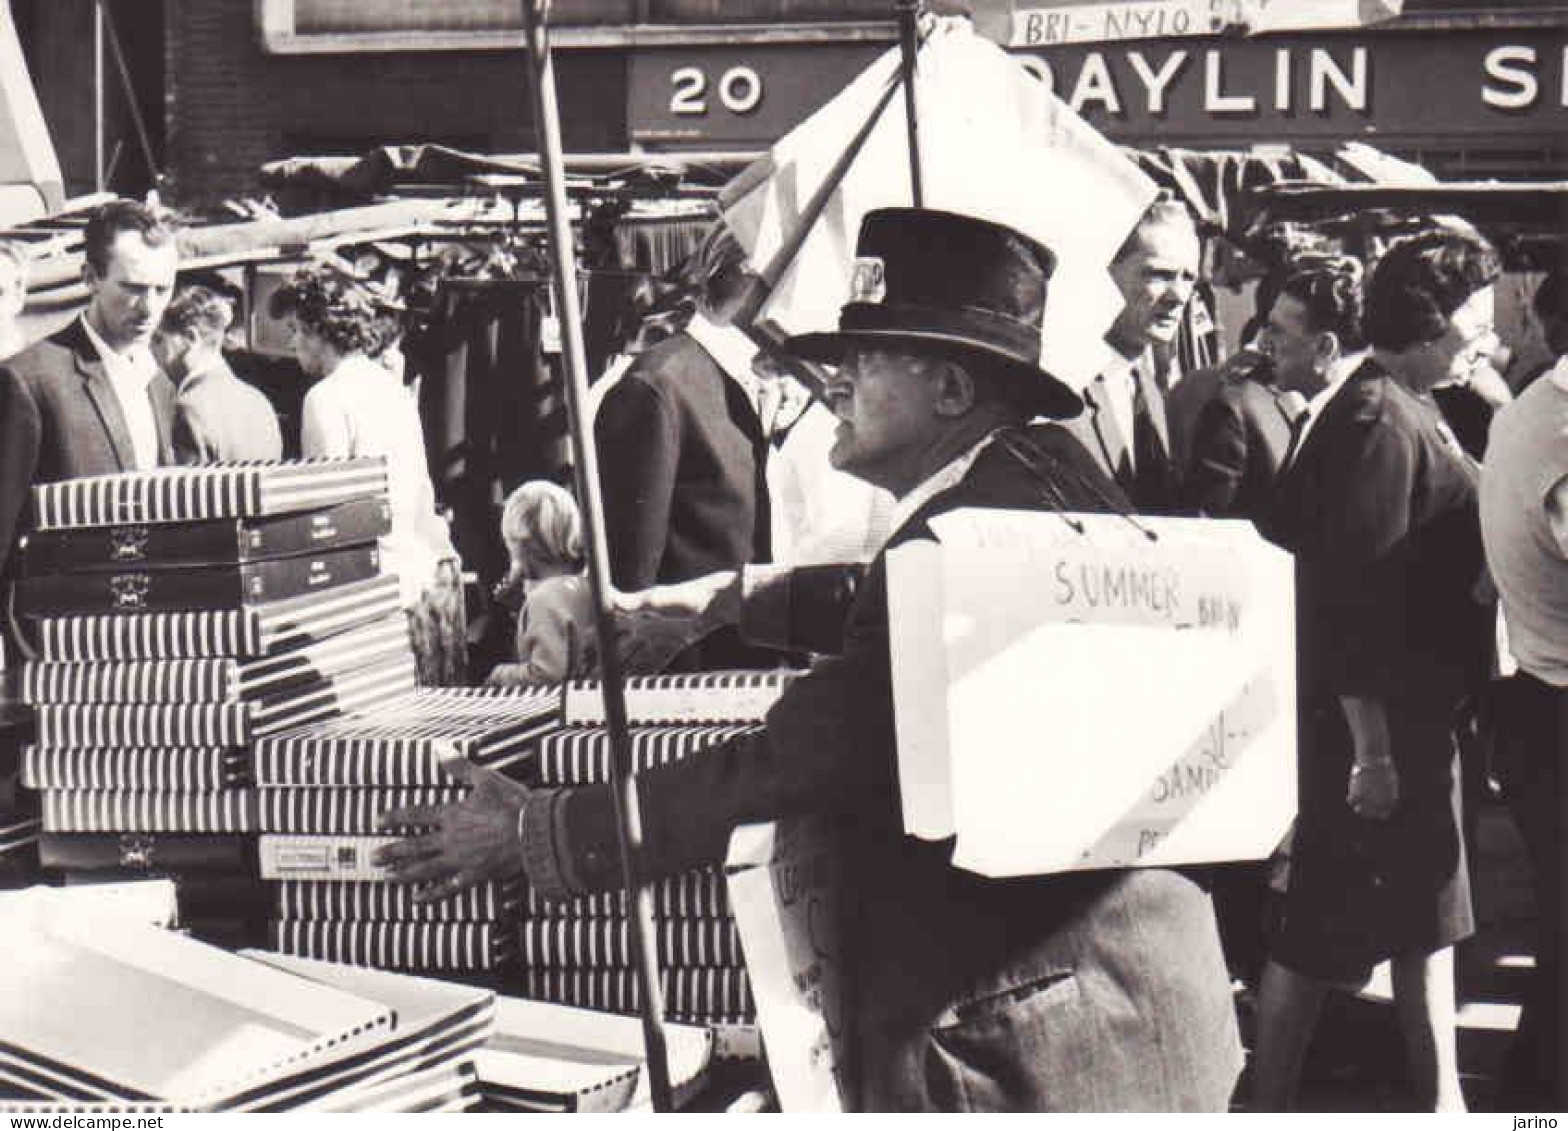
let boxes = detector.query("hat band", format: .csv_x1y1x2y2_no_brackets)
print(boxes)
838,302,1042,365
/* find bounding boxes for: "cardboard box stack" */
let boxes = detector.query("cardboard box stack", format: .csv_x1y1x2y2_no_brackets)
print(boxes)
0,889,491,1112
0,883,719,1112
513,671,800,1053
17,459,416,936
252,686,558,977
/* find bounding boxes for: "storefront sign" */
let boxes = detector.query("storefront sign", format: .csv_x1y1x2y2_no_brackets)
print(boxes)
629,27,1566,148
629,45,879,146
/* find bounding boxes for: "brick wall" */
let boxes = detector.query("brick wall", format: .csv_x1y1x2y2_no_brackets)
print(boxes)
166,0,627,207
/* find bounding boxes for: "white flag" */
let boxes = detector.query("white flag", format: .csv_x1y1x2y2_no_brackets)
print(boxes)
723,18,1157,393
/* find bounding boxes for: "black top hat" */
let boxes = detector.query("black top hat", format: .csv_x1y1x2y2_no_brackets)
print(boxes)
784,208,1081,419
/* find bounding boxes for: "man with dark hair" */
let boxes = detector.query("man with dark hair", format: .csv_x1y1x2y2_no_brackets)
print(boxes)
375,209,1242,1112
1258,257,1370,424
1253,233,1500,1112
155,284,282,464
592,221,773,667
1064,196,1198,514
0,199,179,576
1171,257,1349,519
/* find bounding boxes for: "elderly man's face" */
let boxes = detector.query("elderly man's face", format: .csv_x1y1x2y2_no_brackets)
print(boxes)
1108,217,1201,353
822,346,940,494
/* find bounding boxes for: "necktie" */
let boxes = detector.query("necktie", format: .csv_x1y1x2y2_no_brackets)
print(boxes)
1130,373,1170,509
1280,408,1311,472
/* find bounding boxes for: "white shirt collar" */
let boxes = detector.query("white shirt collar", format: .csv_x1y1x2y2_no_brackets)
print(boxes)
687,312,761,405
80,315,155,387
884,430,1001,546
80,314,160,470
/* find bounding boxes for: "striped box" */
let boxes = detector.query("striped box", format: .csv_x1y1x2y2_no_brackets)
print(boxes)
518,916,744,970
253,687,558,787
522,870,729,920
41,790,261,834
33,575,403,662
519,968,753,1021
268,921,514,972
20,617,412,706
31,655,418,747
21,746,249,791
30,458,388,531
562,671,798,726
274,881,518,923
533,725,760,786
256,787,465,835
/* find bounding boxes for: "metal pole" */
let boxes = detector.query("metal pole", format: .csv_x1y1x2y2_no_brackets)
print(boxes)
896,0,924,207
517,0,675,1112
735,65,908,327
93,1,105,192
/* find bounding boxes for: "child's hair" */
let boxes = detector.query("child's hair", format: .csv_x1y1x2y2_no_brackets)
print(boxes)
500,480,584,589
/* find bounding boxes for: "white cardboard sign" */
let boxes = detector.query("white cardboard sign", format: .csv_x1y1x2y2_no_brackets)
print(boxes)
725,818,854,1113
888,509,1296,877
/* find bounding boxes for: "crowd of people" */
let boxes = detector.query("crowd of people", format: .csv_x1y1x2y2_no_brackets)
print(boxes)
0,194,1560,1112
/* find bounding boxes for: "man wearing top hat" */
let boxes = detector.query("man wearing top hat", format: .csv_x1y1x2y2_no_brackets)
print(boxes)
378,209,1243,1111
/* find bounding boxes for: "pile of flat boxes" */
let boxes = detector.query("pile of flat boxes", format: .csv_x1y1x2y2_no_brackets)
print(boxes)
16,458,414,939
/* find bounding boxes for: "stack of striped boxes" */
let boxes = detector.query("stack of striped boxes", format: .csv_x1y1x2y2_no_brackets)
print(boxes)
515,671,799,1050
16,459,416,935
252,686,559,979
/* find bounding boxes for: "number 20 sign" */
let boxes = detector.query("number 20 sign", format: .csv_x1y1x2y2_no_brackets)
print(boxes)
670,64,765,116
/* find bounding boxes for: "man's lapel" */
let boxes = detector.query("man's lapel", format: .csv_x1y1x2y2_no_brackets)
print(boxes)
148,372,177,464
71,330,135,471
1081,377,1128,476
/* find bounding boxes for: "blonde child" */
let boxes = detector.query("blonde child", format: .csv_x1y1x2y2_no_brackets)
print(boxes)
488,481,596,686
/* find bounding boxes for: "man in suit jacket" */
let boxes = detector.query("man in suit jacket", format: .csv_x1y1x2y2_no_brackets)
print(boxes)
0,201,179,576
594,223,772,668
1178,352,1298,519
153,284,283,464
595,223,769,590
377,210,1242,1111
1063,196,1198,515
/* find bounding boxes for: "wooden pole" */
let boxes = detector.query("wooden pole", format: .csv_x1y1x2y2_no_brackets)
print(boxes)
517,0,675,1112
